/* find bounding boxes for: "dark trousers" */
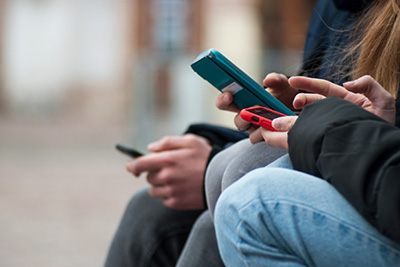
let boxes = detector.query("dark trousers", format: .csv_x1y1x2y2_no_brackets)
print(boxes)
104,188,224,267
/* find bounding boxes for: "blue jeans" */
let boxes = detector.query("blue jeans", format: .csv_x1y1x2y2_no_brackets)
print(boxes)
214,155,400,267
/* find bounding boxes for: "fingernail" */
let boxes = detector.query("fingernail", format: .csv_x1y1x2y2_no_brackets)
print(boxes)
272,118,283,130
344,76,364,86
223,93,230,101
343,80,355,86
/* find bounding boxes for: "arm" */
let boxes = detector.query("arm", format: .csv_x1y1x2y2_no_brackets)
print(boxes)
288,97,400,243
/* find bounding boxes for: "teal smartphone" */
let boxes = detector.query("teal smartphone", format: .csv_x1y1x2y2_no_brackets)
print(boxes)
191,48,295,115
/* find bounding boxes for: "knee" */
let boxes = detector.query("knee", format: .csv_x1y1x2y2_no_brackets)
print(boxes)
214,168,295,246
220,144,287,190
214,187,238,234
214,167,331,233
214,167,296,226
204,149,226,196
126,187,153,212
214,169,265,231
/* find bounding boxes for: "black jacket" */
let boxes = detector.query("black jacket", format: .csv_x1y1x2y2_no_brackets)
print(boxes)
289,97,400,243
291,0,400,243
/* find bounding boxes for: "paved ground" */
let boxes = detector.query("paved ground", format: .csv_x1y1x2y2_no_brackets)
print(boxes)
0,116,147,267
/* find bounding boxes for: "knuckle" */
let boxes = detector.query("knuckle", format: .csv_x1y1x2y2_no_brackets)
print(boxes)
183,133,197,143
160,136,172,145
158,152,173,165
159,135,177,147
363,75,374,81
382,96,395,106
277,73,288,80
158,169,174,184
264,138,274,147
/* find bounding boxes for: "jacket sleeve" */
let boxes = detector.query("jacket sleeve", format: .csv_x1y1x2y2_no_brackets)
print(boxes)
288,97,400,243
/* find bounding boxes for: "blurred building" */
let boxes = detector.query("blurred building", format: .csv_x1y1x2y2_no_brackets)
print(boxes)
0,0,316,148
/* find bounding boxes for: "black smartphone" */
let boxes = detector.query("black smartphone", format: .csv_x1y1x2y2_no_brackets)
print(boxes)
115,143,144,158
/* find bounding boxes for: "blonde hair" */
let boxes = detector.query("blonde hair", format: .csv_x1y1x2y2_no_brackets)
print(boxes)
349,0,400,97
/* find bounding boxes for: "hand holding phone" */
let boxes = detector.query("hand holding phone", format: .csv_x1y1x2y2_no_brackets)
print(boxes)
191,48,295,116
115,143,144,158
240,106,287,131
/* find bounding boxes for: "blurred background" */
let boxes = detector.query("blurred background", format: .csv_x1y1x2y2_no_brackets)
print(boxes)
0,0,315,266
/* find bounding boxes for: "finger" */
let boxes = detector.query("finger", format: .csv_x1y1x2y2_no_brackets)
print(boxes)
125,153,169,176
234,113,253,131
216,92,241,112
148,185,169,199
292,93,325,109
343,75,394,107
289,76,350,99
271,116,298,132
249,128,264,144
163,198,179,209
260,129,288,150
146,171,164,186
148,134,200,152
263,73,289,90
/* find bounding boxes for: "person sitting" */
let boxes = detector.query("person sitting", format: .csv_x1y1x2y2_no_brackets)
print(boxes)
104,0,378,265
212,0,400,264
214,76,400,266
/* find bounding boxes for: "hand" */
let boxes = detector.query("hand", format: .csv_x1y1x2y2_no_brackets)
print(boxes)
216,92,264,143
215,73,298,144
290,75,396,124
264,73,299,110
260,116,298,150
125,134,212,210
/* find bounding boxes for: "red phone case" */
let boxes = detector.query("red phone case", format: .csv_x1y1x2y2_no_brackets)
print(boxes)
240,106,287,131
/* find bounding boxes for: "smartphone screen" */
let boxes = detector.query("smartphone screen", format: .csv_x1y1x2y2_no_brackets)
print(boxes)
115,144,144,158
240,106,287,131
247,107,284,120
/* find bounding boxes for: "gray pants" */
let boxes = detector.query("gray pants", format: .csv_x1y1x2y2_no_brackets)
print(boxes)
205,139,287,217
104,140,286,266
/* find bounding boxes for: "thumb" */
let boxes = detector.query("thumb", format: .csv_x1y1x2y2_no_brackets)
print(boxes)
343,75,393,106
293,93,325,109
271,116,298,131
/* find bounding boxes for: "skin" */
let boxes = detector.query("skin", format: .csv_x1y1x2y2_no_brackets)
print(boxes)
216,72,299,144
216,73,396,150
261,75,396,150
125,134,212,210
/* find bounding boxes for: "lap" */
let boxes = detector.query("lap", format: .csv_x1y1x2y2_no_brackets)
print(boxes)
205,139,286,216
215,167,400,267
104,187,204,267
176,211,224,267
